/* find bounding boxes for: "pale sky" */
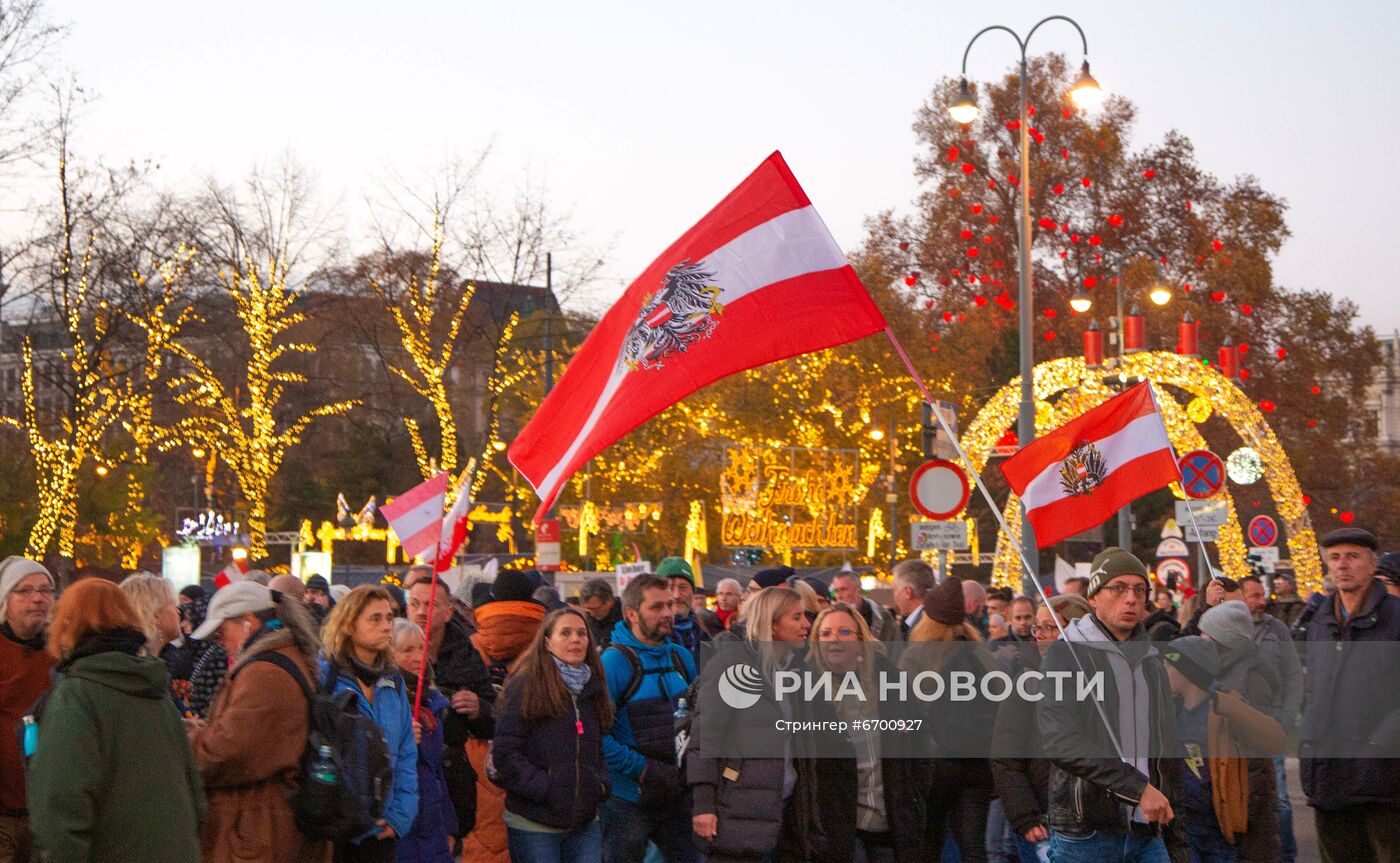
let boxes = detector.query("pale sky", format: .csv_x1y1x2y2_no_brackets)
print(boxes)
45,0,1400,334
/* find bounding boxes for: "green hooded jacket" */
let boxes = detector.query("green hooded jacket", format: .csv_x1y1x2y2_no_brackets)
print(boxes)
27,646,206,862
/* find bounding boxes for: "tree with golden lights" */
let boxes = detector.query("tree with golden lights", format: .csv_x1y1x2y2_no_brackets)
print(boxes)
167,259,358,559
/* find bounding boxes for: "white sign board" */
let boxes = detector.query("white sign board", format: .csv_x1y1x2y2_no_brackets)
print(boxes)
1183,524,1220,543
911,520,969,551
1248,546,1280,573
614,562,652,591
1176,499,1228,527
1155,537,1189,559
1155,557,1191,586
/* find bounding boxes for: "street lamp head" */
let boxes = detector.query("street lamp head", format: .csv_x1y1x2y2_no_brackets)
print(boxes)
1070,290,1093,313
1069,60,1104,109
949,78,979,124
1149,283,1173,306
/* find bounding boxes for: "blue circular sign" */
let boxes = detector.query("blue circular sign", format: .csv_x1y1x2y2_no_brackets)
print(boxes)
1178,450,1226,500
1248,515,1278,547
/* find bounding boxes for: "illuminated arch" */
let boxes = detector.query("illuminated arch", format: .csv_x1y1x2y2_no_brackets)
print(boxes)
958,351,1321,594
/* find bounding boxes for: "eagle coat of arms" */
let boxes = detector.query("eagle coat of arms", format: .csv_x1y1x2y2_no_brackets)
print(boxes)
1059,441,1108,497
621,260,723,371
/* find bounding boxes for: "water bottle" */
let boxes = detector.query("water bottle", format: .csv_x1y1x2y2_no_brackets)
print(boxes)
673,698,690,767
21,716,37,760
310,745,337,786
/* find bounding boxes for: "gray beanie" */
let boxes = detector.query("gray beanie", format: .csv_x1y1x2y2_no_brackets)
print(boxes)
0,556,52,610
1199,599,1254,651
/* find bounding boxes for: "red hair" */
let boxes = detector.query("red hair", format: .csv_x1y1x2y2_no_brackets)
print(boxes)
47,578,144,660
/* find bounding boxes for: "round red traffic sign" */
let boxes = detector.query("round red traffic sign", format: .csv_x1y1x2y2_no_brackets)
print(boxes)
1247,515,1278,547
909,459,970,520
1178,450,1226,500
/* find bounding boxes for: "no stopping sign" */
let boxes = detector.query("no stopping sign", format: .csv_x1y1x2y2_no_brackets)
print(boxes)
909,460,970,520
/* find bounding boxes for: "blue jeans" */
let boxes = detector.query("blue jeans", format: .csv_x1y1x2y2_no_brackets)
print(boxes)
601,796,697,863
1274,757,1296,863
1184,816,1237,863
507,819,602,863
1013,834,1050,863
1048,830,1169,863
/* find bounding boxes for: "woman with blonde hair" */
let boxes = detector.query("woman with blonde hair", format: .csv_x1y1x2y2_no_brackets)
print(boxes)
688,587,824,862
808,602,930,862
119,571,196,707
28,578,204,861
321,586,419,863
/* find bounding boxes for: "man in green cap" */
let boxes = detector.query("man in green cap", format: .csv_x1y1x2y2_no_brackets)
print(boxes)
1038,546,1187,862
655,556,719,661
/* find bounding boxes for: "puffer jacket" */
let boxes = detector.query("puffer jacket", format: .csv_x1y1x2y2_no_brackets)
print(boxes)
1037,615,1187,862
687,647,825,861
396,682,457,863
600,619,696,806
491,670,610,831
1299,581,1400,810
190,626,329,863
323,659,420,842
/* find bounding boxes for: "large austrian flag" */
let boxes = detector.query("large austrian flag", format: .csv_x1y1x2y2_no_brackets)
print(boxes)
1000,382,1179,548
509,152,887,522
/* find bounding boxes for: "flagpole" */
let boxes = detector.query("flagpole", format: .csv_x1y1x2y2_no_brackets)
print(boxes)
883,326,1129,761
412,535,443,723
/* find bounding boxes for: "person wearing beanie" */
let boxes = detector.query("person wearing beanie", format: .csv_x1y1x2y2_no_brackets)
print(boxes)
0,556,56,857
657,556,720,658
1377,552,1400,598
1163,636,1285,861
1199,599,1256,653
1299,524,1400,860
178,583,206,605
991,592,1094,863
1038,546,1188,860
748,565,795,594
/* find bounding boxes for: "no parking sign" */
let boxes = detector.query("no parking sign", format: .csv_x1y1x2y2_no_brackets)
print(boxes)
1178,450,1226,499
1248,515,1278,548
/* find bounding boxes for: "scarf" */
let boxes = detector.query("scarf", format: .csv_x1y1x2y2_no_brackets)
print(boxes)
346,652,397,688
1,620,45,652
471,600,546,664
553,655,591,694
672,612,703,655
58,626,147,671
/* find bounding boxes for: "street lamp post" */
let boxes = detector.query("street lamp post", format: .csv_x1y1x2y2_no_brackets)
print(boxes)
951,16,1101,595
1072,246,1171,548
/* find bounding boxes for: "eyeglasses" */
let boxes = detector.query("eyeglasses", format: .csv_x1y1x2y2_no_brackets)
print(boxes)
1100,584,1149,598
818,628,858,639
1032,623,1061,635
11,586,56,600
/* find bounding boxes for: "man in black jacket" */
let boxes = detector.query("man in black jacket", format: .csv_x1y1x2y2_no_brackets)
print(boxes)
1299,527,1400,862
1038,547,1187,863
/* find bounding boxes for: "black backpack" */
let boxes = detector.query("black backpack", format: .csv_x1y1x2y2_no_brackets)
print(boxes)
245,652,394,841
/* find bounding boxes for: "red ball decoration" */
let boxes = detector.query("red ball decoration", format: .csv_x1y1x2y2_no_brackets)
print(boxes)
904,275,918,287
1311,385,1321,395
1212,239,1224,251
1143,169,1157,179
1108,214,1124,227
956,314,966,323
924,299,934,309
942,311,954,323
961,163,976,174
1081,177,1092,187
947,146,960,162
1301,494,1311,505
988,215,999,225
1045,330,1057,341
1259,400,1276,412
1240,369,1251,380
967,247,980,257
1276,347,1288,359
1083,276,1098,288
1240,304,1253,316
1238,343,1249,355
1210,291,1226,303
1340,511,1355,524
1044,308,1057,318
1052,183,1065,195
1307,419,1318,428
1038,218,1057,230
1089,235,1102,246
1007,174,1019,186
971,203,983,214
974,295,988,307
961,229,973,240
1183,283,1192,293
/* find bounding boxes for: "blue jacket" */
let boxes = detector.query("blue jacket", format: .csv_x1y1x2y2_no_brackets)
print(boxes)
396,684,457,863
322,660,420,841
599,620,696,803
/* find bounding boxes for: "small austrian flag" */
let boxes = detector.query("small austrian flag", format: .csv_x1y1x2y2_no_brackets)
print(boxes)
381,472,450,560
1000,382,1179,548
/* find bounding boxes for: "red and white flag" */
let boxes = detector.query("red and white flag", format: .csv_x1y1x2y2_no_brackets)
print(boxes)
1000,382,1179,548
214,558,248,590
509,152,887,521
382,472,450,561
435,473,474,570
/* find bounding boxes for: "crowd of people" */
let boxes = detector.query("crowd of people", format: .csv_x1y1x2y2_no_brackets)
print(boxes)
0,527,1398,863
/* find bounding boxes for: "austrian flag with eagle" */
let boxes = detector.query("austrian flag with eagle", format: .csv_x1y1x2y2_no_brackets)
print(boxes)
1000,382,1180,548
509,152,887,522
